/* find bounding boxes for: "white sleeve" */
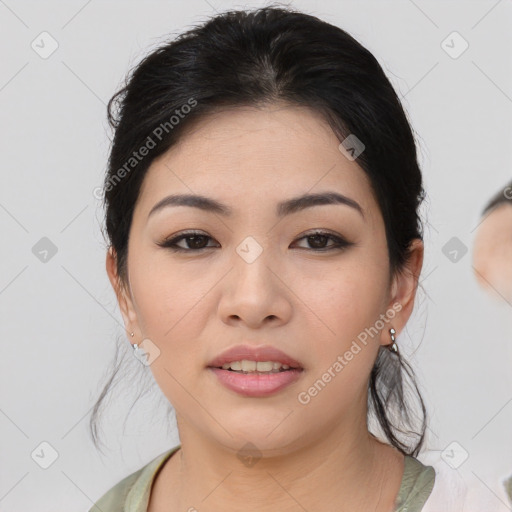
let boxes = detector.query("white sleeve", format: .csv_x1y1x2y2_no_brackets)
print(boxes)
418,450,512,512
418,451,468,512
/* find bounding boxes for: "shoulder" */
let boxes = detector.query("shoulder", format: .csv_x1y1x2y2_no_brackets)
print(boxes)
416,451,512,511
88,468,142,512
394,455,436,512
88,446,181,512
416,451,468,511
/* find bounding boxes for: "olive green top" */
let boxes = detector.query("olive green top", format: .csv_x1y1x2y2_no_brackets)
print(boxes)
89,444,436,511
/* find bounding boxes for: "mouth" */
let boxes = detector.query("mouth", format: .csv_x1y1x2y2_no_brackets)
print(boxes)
208,360,303,374
211,369,300,375
207,344,304,371
206,344,304,397
208,364,304,396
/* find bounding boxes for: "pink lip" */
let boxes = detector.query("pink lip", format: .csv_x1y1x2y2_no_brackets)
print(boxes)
209,367,303,397
207,344,303,369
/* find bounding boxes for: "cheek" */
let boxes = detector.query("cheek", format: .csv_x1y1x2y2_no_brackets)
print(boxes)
129,248,214,338
300,259,389,339
128,257,212,404
293,257,389,401
296,273,385,414
126,255,220,402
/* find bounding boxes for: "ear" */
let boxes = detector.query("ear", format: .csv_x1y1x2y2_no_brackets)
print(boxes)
106,246,140,340
380,238,424,347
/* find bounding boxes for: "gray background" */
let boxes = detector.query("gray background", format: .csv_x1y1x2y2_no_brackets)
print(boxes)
1,0,511,509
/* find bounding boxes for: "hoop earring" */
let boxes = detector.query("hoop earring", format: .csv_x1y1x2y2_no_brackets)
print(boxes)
388,328,398,354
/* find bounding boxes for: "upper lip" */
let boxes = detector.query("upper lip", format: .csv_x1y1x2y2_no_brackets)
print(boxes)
207,344,303,369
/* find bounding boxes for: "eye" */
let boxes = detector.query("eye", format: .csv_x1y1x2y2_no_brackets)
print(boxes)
157,230,219,252
291,230,352,251
157,229,352,253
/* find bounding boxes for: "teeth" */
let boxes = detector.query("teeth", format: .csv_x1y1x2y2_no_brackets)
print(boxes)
220,360,293,372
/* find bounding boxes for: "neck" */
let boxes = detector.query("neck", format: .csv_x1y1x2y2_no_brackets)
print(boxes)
151,413,405,512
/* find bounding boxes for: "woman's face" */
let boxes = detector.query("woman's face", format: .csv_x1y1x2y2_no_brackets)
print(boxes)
107,104,422,454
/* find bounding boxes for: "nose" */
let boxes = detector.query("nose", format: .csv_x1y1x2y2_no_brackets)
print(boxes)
217,250,293,329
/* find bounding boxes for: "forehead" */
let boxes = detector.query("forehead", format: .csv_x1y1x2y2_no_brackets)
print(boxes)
136,104,380,224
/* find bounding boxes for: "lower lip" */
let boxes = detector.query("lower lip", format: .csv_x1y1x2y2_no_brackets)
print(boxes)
208,367,304,397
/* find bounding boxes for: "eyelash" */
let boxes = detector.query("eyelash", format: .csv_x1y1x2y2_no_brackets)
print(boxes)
157,230,352,253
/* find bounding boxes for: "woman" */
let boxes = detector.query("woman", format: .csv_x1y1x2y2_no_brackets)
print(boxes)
89,6,438,511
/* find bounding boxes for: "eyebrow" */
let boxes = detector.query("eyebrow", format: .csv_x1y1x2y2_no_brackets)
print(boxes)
147,191,364,220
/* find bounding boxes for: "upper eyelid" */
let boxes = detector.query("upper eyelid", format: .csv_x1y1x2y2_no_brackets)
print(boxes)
163,228,345,241
160,229,349,249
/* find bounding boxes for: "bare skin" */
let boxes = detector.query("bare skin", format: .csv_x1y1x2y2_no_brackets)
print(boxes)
148,437,405,511
106,103,424,512
473,203,512,303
